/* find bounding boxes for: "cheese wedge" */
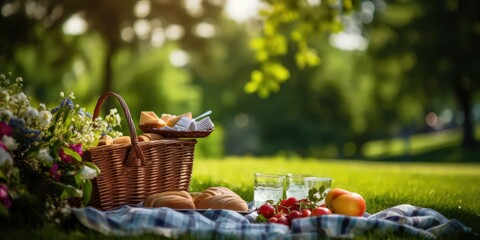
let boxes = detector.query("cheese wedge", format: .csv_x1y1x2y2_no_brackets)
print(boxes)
139,111,166,128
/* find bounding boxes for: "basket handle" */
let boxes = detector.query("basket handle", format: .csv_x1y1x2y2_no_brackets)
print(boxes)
92,92,145,167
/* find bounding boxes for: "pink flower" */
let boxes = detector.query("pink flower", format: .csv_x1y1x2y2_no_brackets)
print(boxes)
49,163,61,181
69,143,83,156
0,184,12,209
0,122,12,137
58,148,73,163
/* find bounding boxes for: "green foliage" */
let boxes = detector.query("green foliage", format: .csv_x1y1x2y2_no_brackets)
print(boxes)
246,0,360,97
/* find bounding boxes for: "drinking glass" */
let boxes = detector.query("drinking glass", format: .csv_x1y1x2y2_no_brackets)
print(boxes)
304,177,332,205
285,173,313,200
253,173,285,208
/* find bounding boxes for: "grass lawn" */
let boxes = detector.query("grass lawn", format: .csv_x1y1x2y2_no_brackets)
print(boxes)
1,157,479,239
191,157,480,234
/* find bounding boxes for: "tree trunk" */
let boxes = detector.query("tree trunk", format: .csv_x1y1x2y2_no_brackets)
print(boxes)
103,43,114,94
100,40,118,114
453,74,476,148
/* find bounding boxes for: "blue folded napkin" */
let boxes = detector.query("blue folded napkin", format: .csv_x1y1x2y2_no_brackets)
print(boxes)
72,204,473,239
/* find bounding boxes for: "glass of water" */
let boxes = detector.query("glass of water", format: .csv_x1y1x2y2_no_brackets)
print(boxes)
304,177,332,205
253,173,285,208
285,173,313,200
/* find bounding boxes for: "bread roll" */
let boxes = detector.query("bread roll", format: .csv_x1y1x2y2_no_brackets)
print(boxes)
112,136,131,144
144,191,195,209
140,133,163,141
194,187,248,212
97,135,113,146
137,135,150,142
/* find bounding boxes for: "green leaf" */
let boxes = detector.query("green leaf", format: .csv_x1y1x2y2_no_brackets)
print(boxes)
62,106,72,125
0,204,9,217
84,162,101,175
82,179,92,206
295,52,306,69
256,214,268,223
74,172,82,185
61,147,82,163
249,38,265,50
51,180,82,199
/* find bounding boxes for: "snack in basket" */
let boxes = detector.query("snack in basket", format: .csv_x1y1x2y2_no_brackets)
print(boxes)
139,111,214,133
139,133,163,141
166,112,192,128
139,111,166,128
144,191,195,209
97,135,113,146
194,187,248,212
112,136,131,144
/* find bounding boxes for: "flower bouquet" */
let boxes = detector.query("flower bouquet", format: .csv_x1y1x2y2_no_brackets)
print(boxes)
0,73,122,224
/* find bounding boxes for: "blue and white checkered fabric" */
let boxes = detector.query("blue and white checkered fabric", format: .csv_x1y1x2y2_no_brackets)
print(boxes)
72,204,473,239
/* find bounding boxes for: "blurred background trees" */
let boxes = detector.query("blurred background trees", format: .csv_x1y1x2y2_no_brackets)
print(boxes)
1,0,478,160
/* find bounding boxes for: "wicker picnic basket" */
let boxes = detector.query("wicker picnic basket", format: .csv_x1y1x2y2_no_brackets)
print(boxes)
83,92,197,211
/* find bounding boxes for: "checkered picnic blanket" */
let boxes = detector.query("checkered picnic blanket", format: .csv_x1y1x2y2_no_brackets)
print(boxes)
72,204,473,239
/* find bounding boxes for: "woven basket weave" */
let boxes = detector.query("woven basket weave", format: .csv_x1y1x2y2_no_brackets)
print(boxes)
84,92,197,211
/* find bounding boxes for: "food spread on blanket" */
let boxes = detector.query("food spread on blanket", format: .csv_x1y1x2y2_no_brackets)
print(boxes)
256,187,366,227
139,111,214,131
144,187,248,212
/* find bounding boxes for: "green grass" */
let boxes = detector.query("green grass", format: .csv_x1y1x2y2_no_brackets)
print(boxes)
191,157,480,234
2,157,480,239
361,126,480,161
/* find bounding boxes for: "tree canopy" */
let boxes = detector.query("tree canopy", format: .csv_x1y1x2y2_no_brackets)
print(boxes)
0,0,478,158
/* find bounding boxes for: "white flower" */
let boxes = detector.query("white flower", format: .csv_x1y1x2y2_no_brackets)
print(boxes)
75,189,83,197
37,148,54,165
0,90,9,102
25,107,39,125
60,92,65,98
0,109,13,120
26,107,39,118
38,110,52,127
12,92,28,105
69,92,75,100
39,103,46,111
0,147,13,166
80,165,98,180
2,135,19,150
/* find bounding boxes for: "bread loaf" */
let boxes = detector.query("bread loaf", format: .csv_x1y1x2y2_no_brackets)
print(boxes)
112,136,131,144
144,191,195,209
194,187,248,212
140,133,163,141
